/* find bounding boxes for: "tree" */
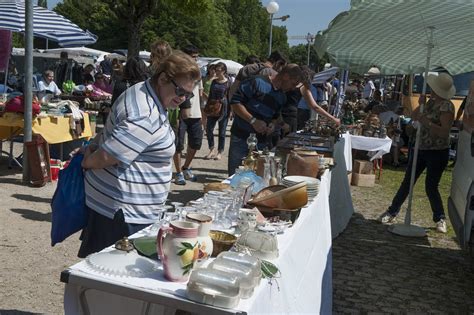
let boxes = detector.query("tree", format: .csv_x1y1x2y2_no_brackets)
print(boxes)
270,26,290,58
37,0,47,8
224,0,270,61
288,44,327,71
54,0,127,51
101,0,158,59
140,0,237,60
53,0,288,63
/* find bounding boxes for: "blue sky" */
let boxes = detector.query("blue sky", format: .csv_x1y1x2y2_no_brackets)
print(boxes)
262,0,351,45
48,0,351,46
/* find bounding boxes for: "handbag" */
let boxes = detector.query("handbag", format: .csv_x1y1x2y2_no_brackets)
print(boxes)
204,98,223,117
50,153,88,246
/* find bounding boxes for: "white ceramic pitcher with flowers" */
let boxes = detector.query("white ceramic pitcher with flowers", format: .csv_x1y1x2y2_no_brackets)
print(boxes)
157,220,199,282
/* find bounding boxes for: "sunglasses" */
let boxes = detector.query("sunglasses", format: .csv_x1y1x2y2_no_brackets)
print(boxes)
170,78,194,100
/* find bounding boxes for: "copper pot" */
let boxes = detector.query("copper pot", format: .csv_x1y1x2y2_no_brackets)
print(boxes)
286,149,319,177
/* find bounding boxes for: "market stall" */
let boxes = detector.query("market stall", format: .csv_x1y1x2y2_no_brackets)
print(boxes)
61,169,334,314
0,111,92,166
0,112,92,144
342,132,392,172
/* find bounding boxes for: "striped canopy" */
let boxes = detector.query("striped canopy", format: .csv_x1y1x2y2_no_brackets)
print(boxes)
314,0,474,75
0,0,97,47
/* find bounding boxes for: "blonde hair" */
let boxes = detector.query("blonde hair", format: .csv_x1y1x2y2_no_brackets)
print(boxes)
152,50,200,83
150,39,172,73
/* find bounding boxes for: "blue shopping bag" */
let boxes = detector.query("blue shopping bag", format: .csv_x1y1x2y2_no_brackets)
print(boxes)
50,153,88,246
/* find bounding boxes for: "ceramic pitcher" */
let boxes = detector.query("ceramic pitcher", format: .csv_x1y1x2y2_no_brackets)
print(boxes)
157,220,199,282
185,213,213,260
286,149,319,177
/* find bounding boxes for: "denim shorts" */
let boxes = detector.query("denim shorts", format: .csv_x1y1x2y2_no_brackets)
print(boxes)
176,117,203,152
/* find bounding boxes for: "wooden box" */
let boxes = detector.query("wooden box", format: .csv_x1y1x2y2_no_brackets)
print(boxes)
353,159,374,174
351,173,376,187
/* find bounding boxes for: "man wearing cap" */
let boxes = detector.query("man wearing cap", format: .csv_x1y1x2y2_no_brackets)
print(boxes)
379,72,455,233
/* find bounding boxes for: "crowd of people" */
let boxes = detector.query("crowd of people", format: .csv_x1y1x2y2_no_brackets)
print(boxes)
2,38,455,254
69,40,347,256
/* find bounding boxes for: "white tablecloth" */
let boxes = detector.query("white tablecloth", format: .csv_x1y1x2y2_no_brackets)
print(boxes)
342,132,392,171
329,138,354,238
63,171,333,315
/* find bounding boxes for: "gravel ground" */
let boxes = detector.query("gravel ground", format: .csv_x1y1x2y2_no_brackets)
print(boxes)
1,137,473,314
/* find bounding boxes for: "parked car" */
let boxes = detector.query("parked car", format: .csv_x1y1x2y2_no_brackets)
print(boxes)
448,88,474,255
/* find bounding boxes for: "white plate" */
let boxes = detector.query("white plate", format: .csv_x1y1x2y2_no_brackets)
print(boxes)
258,225,277,233
283,176,320,185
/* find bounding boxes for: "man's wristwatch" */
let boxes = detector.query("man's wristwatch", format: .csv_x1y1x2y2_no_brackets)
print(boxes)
249,116,257,125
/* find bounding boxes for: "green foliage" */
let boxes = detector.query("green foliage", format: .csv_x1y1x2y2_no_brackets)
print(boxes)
376,164,454,237
12,33,24,48
270,26,290,57
53,0,292,63
288,44,328,70
37,0,47,8
55,0,127,50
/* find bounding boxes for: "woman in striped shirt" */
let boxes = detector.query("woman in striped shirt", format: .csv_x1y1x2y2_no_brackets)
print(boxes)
78,51,201,258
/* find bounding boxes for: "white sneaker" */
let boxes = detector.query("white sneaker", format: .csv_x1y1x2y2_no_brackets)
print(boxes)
378,211,397,224
436,219,447,233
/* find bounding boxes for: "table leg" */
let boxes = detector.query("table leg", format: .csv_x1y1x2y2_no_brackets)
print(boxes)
373,158,382,180
79,288,91,315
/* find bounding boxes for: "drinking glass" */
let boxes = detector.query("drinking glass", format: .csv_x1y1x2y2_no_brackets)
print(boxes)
211,196,233,230
177,206,197,220
148,205,168,234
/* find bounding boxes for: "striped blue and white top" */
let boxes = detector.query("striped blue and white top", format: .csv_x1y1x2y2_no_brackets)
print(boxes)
84,79,175,224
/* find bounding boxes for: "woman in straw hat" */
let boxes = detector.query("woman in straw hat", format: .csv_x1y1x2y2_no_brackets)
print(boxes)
378,72,455,233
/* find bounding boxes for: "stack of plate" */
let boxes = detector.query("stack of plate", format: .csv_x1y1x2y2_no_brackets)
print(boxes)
282,175,320,201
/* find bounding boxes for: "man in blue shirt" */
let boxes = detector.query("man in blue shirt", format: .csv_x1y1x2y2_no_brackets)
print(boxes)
228,64,305,175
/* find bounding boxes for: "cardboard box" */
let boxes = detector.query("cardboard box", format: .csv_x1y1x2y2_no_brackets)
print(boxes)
351,173,376,187
353,159,374,174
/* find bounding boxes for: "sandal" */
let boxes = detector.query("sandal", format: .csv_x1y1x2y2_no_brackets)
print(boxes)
204,149,216,160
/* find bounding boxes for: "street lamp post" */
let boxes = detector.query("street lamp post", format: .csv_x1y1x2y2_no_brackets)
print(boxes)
266,1,279,57
306,32,315,66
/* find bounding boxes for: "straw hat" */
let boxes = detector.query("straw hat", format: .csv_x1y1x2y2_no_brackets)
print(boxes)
365,66,380,76
426,73,456,100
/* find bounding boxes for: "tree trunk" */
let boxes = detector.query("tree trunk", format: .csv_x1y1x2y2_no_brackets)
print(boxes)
127,23,141,59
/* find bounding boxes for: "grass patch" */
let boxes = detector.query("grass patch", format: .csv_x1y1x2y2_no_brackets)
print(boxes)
377,162,454,238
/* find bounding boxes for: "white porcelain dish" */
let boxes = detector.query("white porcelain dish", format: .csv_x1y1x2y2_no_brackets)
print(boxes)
216,252,262,279
86,250,158,277
186,268,241,309
283,176,320,185
209,259,257,299
235,230,279,260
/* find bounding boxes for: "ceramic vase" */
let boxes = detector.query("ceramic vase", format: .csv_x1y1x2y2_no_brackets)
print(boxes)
157,220,199,282
186,213,213,261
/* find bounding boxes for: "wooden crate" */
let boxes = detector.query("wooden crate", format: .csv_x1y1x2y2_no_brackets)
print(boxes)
351,173,376,187
353,159,374,174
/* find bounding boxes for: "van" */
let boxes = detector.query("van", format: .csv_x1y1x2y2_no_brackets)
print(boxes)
448,82,474,254
401,71,474,116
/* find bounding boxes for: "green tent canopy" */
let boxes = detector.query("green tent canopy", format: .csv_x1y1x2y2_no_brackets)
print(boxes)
314,0,474,75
